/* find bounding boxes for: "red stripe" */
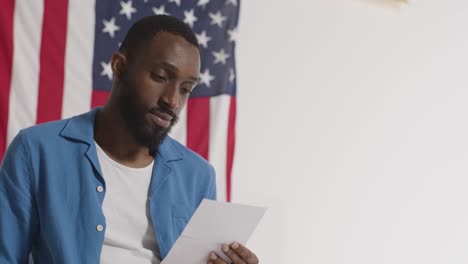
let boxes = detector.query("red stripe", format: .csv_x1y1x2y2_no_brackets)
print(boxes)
36,0,69,124
0,0,15,161
91,90,110,108
186,98,210,160
226,97,236,202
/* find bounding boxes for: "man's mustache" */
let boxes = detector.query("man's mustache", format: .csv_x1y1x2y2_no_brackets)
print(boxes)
150,106,178,123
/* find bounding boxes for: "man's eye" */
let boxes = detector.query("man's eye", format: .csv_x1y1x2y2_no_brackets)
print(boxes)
180,87,192,95
151,73,166,82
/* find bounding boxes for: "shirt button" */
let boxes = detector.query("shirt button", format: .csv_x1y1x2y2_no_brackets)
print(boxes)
96,186,104,192
96,225,104,232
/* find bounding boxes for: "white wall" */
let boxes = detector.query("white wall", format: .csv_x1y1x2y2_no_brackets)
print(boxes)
233,1,468,263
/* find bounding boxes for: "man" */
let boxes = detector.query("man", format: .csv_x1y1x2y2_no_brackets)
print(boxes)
0,15,258,264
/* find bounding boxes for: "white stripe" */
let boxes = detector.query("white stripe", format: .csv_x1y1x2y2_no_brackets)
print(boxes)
61,0,96,119
7,1,44,144
170,105,187,145
209,95,231,202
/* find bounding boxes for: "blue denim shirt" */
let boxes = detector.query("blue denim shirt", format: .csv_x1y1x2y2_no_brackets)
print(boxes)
0,108,217,263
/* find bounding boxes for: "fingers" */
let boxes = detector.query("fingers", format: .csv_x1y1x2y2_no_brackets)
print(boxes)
207,252,227,264
229,242,259,264
207,242,259,264
221,244,246,264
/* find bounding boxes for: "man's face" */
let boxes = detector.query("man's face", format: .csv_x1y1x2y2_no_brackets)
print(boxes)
116,32,200,154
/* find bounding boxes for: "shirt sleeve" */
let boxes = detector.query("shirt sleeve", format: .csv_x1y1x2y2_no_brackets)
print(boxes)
0,131,39,263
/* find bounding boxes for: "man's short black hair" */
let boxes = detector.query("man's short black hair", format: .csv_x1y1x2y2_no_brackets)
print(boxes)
119,15,199,60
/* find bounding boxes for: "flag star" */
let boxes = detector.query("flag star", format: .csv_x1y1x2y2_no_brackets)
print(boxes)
227,27,238,42
197,0,210,7
199,69,215,87
169,0,181,6
226,0,238,6
183,9,197,28
102,17,120,38
212,48,230,64
100,61,113,80
195,30,212,48
229,68,235,82
209,11,227,28
120,0,137,20
153,5,169,15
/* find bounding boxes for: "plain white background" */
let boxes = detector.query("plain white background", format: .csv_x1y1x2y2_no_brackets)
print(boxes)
232,0,468,263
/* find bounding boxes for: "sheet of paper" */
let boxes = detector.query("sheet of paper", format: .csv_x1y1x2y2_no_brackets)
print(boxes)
161,199,267,264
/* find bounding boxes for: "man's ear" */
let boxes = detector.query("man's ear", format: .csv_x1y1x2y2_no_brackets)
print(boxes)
111,52,127,80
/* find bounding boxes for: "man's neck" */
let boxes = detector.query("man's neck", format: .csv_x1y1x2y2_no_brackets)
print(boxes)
94,104,154,168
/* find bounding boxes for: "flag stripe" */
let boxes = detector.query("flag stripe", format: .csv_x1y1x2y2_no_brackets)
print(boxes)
62,0,95,119
209,95,231,202
91,90,110,108
36,0,69,124
7,0,44,145
226,97,236,202
0,0,15,160
186,98,210,160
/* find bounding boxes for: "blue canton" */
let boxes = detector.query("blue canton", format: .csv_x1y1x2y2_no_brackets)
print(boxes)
92,0,239,98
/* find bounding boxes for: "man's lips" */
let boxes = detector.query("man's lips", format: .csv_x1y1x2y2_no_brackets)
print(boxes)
149,109,174,128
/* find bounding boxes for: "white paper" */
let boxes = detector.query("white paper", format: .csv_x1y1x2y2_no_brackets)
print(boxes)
161,199,267,264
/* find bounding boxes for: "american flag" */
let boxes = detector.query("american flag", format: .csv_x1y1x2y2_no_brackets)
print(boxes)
0,0,239,202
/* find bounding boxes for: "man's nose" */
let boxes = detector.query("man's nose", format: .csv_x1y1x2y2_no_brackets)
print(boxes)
161,83,179,110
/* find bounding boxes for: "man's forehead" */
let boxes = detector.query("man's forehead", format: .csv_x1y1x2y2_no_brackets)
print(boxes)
154,61,200,82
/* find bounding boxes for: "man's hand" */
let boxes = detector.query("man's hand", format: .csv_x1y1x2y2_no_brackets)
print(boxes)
207,242,259,264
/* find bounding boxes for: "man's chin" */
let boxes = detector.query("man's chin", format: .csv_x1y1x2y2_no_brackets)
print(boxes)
133,127,170,151
130,118,175,153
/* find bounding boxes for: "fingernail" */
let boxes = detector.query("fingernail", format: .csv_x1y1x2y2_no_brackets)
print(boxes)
210,253,217,260
222,244,229,252
232,242,239,249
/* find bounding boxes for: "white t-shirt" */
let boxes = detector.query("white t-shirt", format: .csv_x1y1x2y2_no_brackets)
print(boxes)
95,142,161,264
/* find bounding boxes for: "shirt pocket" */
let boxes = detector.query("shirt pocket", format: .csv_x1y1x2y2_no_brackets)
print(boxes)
172,203,196,239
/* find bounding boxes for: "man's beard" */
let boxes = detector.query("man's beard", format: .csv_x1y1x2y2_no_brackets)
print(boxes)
117,78,178,156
